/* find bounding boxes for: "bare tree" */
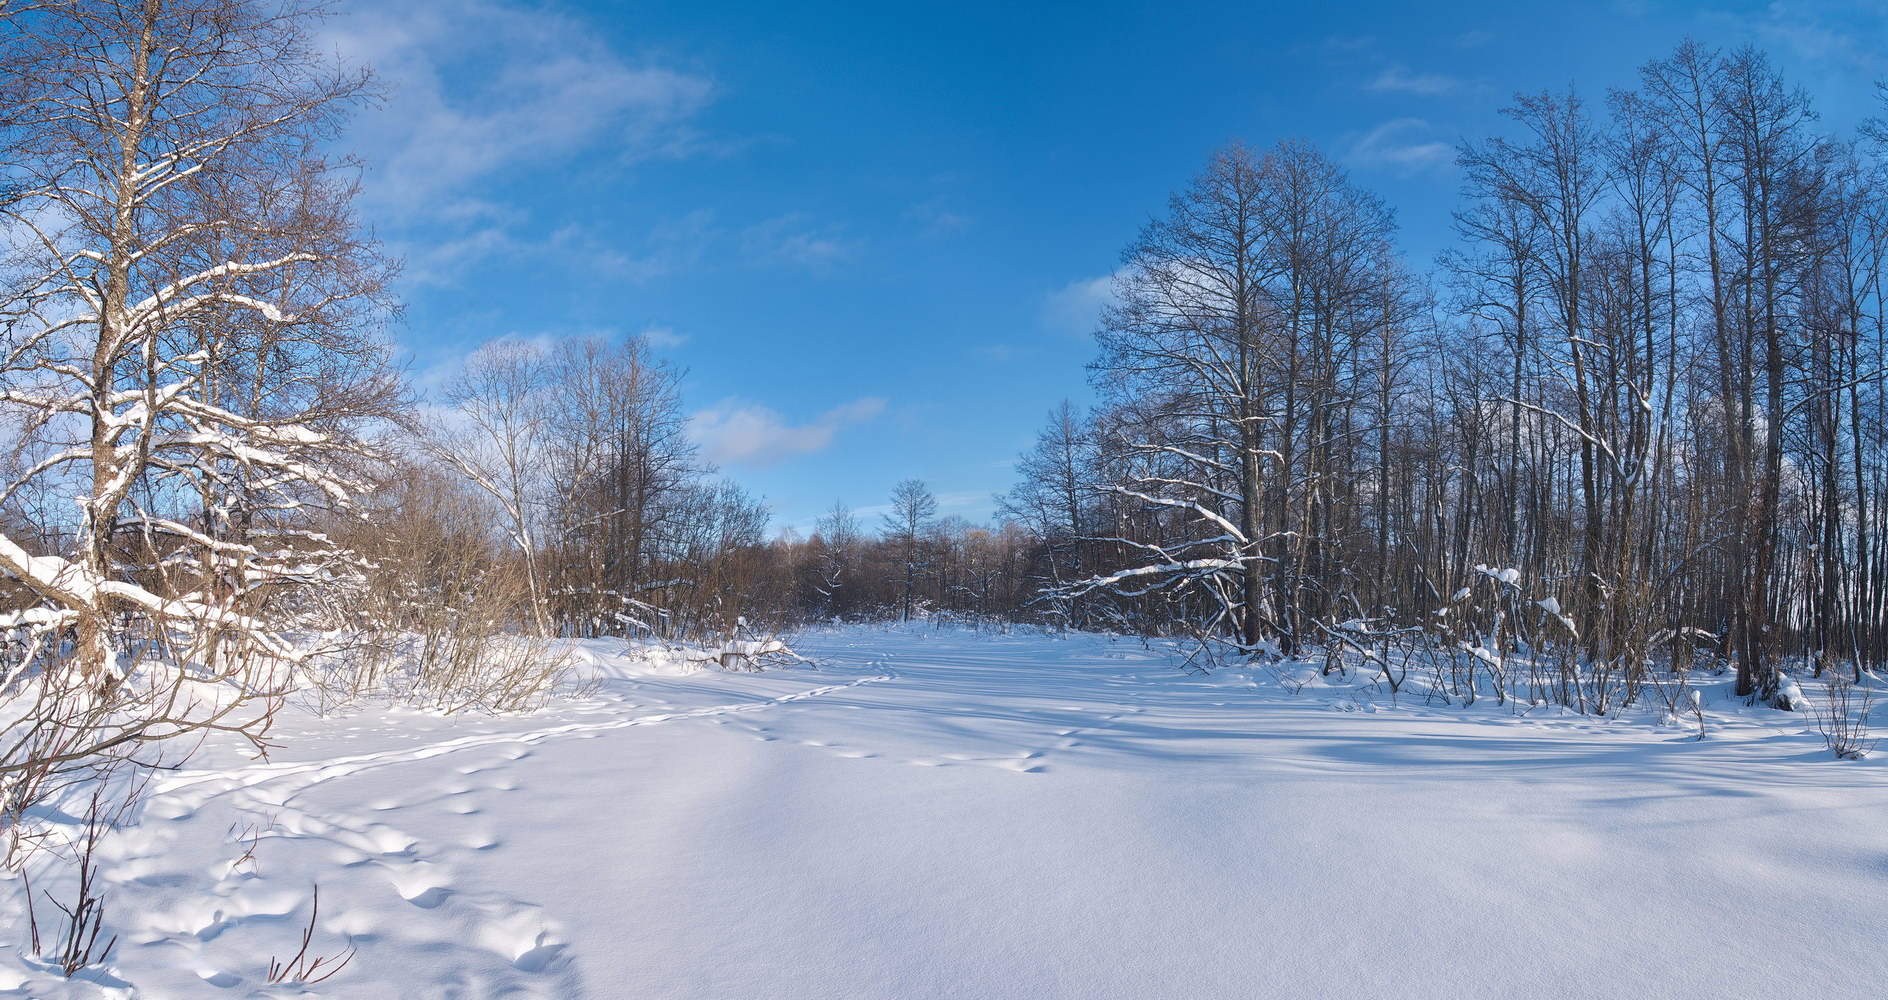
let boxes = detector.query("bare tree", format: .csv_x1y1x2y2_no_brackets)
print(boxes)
540,334,693,636
882,479,937,622
0,0,395,675
998,401,1096,623
0,0,398,852
432,339,554,636
1083,140,1407,656
812,500,863,617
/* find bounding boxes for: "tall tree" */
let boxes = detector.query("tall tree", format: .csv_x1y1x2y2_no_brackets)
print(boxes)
0,0,397,679
882,479,937,622
812,500,863,617
998,401,1095,622
1087,140,1406,655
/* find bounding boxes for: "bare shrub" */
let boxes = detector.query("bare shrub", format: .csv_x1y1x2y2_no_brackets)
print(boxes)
341,577,574,714
267,886,356,986
20,768,151,978
2,635,280,868
317,464,574,713
1646,668,1707,740
1314,618,1418,701
1814,674,1877,760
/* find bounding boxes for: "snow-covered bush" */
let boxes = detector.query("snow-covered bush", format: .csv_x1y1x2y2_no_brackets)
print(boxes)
672,619,810,673
1429,565,1647,714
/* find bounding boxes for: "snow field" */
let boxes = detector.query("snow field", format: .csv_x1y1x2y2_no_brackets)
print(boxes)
2,625,1883,998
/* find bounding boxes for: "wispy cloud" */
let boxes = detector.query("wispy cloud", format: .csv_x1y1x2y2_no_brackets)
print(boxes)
642,325,692,350
396,210,716,288
325,0,721,285
332,1,715,216
740,213,858,272
905,196,972,238
1345,118,1456,176
406,330,562,406
1741,0,1888,77
1366,64,1471,97
1040,275,1115,337
689,397,886,466
852,489,993,523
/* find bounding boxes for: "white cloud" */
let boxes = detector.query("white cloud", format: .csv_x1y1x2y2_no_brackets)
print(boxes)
1744,1,1887,78
1040,275,1115,337
1345,118,1455,175
327,0,717,251
642,325,692,350
689,397,886,467
396,210,715,289
1366,65,1470,97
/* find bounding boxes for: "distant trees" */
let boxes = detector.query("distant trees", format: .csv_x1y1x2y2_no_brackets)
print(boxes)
424,333,779,639
811,501,864,616
542,336,696,633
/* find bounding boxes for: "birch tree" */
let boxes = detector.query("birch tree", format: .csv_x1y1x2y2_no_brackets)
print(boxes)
0,0,398,834
0,0,395,680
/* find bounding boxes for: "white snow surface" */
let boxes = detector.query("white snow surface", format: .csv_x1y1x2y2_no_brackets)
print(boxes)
4,624,1885,998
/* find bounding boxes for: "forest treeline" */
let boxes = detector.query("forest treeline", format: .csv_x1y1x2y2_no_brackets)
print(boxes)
995,42,1888,705
2,0,1886,842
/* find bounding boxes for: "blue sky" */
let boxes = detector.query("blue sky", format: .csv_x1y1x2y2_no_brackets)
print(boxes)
329,0,1888,535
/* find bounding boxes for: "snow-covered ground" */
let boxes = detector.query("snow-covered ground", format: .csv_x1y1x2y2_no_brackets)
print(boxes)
4,625,1885,998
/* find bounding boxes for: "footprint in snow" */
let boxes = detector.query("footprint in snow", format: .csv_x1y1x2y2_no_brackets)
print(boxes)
513,938,566,973
195,969,241,988
404,885,453,909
